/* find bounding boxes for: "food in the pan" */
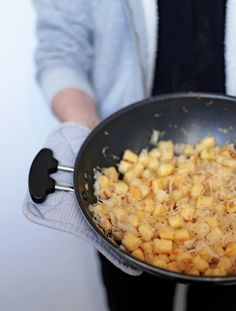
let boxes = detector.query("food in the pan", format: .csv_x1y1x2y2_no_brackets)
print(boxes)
89,135,236,276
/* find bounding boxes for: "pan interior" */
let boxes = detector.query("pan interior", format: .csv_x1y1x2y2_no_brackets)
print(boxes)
74,93,236,284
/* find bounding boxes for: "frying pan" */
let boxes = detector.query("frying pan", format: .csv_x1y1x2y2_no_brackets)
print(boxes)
29,92,236,285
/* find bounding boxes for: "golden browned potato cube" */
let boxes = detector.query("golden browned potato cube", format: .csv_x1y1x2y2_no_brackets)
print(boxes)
172,190,183,201
128,186,142,200
132,162,145,176
200,136,216,148
185,268,200,276
96,175,110,188
215,204,225,214
138,223,156,242
123,149,138,163
174,229,190,243
180,207,195,221
141,241,153,258
159,227,174,240
152,256,168,269
184,144,195,156
149,148,161,159
103,167,119,180
168,214,184,228
225,202,236,213
176,253,193,271
168,262,180,273
197,196,214,208
211,226,223,236
158,163,174,177
217,258,232,273
225,243,236,257
138,184,151,198
216,155,224,164
155,189,170,203
153,204,165,216
152,179,163,194
159,141,174,162
191,184,204,198
138,150,149,166
147,158,159,170
100,217,112,232
113,181,128,194
153,239,173,254
118,160,133,174
93,203,109,215
143,200,155,213
141,169,155,179
127,215,140,228
122,232,142,251
169,248,184,261
200,148,215,160
204,268,226,276
192,256,209,272
205,216,218,227
131,248,145,261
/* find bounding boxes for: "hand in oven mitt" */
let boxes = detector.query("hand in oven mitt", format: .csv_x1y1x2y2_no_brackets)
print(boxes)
23,122,142,276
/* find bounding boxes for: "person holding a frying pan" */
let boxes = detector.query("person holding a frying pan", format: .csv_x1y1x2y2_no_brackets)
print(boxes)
24,0,236,310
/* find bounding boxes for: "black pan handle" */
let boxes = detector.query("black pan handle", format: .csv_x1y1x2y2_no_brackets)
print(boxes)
28,148,74,204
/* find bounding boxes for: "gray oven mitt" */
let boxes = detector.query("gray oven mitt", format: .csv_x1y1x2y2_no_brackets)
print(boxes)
23,122,142,276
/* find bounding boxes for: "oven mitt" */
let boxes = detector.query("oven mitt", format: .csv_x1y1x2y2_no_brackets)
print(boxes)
23,122,142,276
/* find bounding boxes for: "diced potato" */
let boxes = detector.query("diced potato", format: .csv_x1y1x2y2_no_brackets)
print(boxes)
176,253,193,271
113,181,128,194
205,216,218,227
192,256,209,272
123,170,136,183
139,224,156,241
200,148,215,160
122,232,142,251
225,201,236,213
118,160,133,174
204,268,226,276
216,155,224,164
168,214,184,228
103,167,119,180
225,243,236,257
127,215,140,228
123,149,138,163
131,248,145,261
191,184,204,198
185,268,200,276
152,257,168,269
159,227,174,240
138,150,149,166
158,163,174,177
96,175,110,188
100,218,112,232
184,144,195,156
143,200,155,213
172,190,183,201
153,204,165,216
153,239,173,254
169,248,184,261
149,148,161,159
168,262,180,273
128,186,142,200
174,229,190,243
147,158,159,170
159,141,174,162
180,207,195,221
141,169,155,179
155,189,170,203
211,226,223,236
200,136,216,148
215,204,225,213
197,196,214,208
141,241,153,259
152,179,163,194
217,258,232,273
132,162,145,176
138,184,151,198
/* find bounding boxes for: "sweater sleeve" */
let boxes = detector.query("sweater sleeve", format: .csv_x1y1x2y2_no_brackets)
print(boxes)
34,0,95,104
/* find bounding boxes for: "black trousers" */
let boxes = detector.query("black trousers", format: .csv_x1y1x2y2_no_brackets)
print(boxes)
98,253,236,311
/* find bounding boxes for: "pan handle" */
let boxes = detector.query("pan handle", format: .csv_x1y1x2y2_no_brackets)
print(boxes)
28,148,74,204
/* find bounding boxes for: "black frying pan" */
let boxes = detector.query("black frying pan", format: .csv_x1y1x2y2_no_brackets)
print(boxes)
29,92,236,285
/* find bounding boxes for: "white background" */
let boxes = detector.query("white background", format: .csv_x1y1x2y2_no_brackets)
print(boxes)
0,1,108,310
